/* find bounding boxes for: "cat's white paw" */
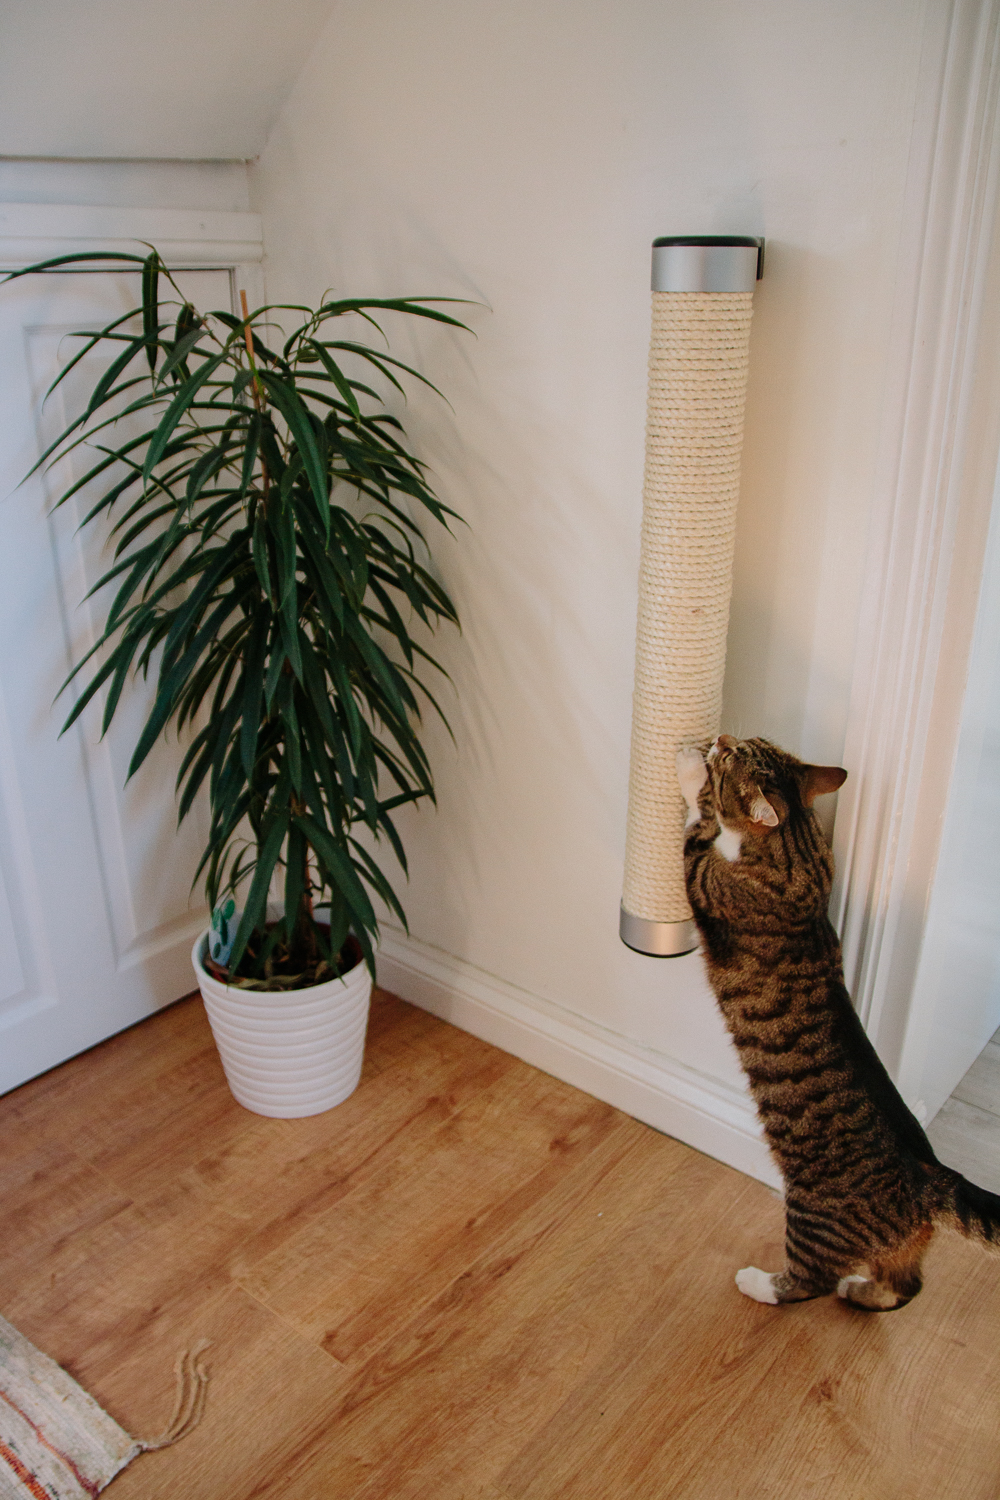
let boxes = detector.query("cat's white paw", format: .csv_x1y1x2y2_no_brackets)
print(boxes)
836,1275,867,1299
735,1266,779,1305
676,747,708,811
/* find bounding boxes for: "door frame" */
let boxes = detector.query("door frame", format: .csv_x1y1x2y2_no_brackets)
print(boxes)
832,0,1000,1097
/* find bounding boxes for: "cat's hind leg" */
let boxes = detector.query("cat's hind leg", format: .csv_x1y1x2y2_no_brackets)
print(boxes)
737,1200,857,1304
836,1225,932,1312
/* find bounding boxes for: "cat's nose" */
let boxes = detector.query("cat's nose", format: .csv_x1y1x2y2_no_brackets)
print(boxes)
716,734,737,751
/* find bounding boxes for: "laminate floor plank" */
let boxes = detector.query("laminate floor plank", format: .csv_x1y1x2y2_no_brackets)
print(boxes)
0,1136,133,1264
360,991,447,1075
502,1205,1000,1500
927,1097,1000,1194
248,1147,751,1499
926,1024,1000,1189
172,1014,514,1238
319,1092,628,1364
73,991,460,1207
2,991,999,1500
238,1064,630,1360
0,992,213,1136
1,1174,261,1384
93,1286,350,1500
951,1040,1000,1115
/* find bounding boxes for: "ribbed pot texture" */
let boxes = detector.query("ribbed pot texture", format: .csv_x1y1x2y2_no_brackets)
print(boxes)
191,924,373,1118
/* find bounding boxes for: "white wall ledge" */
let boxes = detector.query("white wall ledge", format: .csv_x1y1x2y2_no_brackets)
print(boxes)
0,203,263,267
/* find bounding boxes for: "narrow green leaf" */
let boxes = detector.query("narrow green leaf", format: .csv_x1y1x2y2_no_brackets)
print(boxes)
240,411,261,497
259,371,330,532
142,252,160,372
252,509,274,602
304,340,361,419
142,352,228,481
228,811,291,972
293,812,377,932
283,823,307,939
156,318,207,386
240,607,270,778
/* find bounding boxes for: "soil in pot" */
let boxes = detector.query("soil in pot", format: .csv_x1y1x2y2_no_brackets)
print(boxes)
203,923,364,993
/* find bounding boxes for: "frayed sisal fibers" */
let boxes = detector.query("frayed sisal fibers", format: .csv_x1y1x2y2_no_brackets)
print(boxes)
0,1314,209,1498
621,239,761,957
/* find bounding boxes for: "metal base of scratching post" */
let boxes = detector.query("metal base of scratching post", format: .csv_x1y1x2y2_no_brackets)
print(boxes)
619,907,699,958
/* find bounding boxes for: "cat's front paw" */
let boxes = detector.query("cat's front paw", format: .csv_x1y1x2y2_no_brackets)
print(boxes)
735,1266,779,1304
676,746,708,813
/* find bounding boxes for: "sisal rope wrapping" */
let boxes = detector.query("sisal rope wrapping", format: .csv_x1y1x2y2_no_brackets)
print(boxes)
622,291,754,924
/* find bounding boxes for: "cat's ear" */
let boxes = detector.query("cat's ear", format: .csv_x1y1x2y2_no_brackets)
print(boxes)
799,764,847,805
749,790,780,827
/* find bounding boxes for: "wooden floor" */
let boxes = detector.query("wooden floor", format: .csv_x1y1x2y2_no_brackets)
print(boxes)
929,1026,1000,1194
3,991,1000,1500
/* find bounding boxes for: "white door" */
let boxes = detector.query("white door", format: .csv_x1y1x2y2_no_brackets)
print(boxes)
0,267,233,1091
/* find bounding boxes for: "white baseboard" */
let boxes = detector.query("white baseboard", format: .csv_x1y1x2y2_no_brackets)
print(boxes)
375,928,781,1190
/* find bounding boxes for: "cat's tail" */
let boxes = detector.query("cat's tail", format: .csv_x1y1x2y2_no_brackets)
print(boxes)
933,1163,1000,1247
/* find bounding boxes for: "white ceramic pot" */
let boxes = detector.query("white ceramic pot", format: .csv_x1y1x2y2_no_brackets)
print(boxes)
191,915,373,1119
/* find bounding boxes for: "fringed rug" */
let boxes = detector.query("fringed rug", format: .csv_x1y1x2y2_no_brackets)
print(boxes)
0,1315,209,1498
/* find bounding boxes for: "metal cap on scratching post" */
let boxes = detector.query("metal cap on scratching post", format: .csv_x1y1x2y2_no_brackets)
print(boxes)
620,236,763,959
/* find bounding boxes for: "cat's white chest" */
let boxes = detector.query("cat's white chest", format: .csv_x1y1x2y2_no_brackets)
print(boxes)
714,823,743,862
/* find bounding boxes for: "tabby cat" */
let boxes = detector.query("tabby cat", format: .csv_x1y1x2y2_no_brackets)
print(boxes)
677,734,1000,1310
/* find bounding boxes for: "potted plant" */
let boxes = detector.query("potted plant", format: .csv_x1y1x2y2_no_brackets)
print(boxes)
5,248,468,1117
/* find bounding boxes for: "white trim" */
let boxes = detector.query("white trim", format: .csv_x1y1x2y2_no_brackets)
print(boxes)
0,202,263,269
832,0,1000,1079
375,927,781,1190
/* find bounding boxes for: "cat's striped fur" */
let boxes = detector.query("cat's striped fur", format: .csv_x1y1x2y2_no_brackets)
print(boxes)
678,734,1000,1310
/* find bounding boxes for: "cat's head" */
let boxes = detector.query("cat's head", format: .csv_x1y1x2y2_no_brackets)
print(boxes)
703,735,846,836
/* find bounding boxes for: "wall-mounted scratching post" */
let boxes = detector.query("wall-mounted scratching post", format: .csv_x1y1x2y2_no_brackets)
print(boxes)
621,236,763,958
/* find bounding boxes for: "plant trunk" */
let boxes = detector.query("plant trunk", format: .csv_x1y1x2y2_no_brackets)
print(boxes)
289,839,318,974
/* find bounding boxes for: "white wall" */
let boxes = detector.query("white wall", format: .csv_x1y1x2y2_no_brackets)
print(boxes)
249,0,929,1174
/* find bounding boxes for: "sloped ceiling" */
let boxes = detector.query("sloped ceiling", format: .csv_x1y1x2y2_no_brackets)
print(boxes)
0,0,335,160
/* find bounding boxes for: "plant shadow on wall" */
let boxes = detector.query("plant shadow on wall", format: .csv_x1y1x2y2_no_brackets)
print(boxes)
4,249,471,1021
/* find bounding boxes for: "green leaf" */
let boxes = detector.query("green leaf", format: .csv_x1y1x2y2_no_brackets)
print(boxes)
142,352,228,481
303,340,361,419
294,812,377,933
1,250,148,285
241,411,262,498
283,823,307,938
259,371,330,533
83,334,149,417
156,318,207,386
252,509,274,602
348,836,408,925
228,810,291,972
128,589,240,776
240,607,271,779
264,640,287,711
142,252,160,372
